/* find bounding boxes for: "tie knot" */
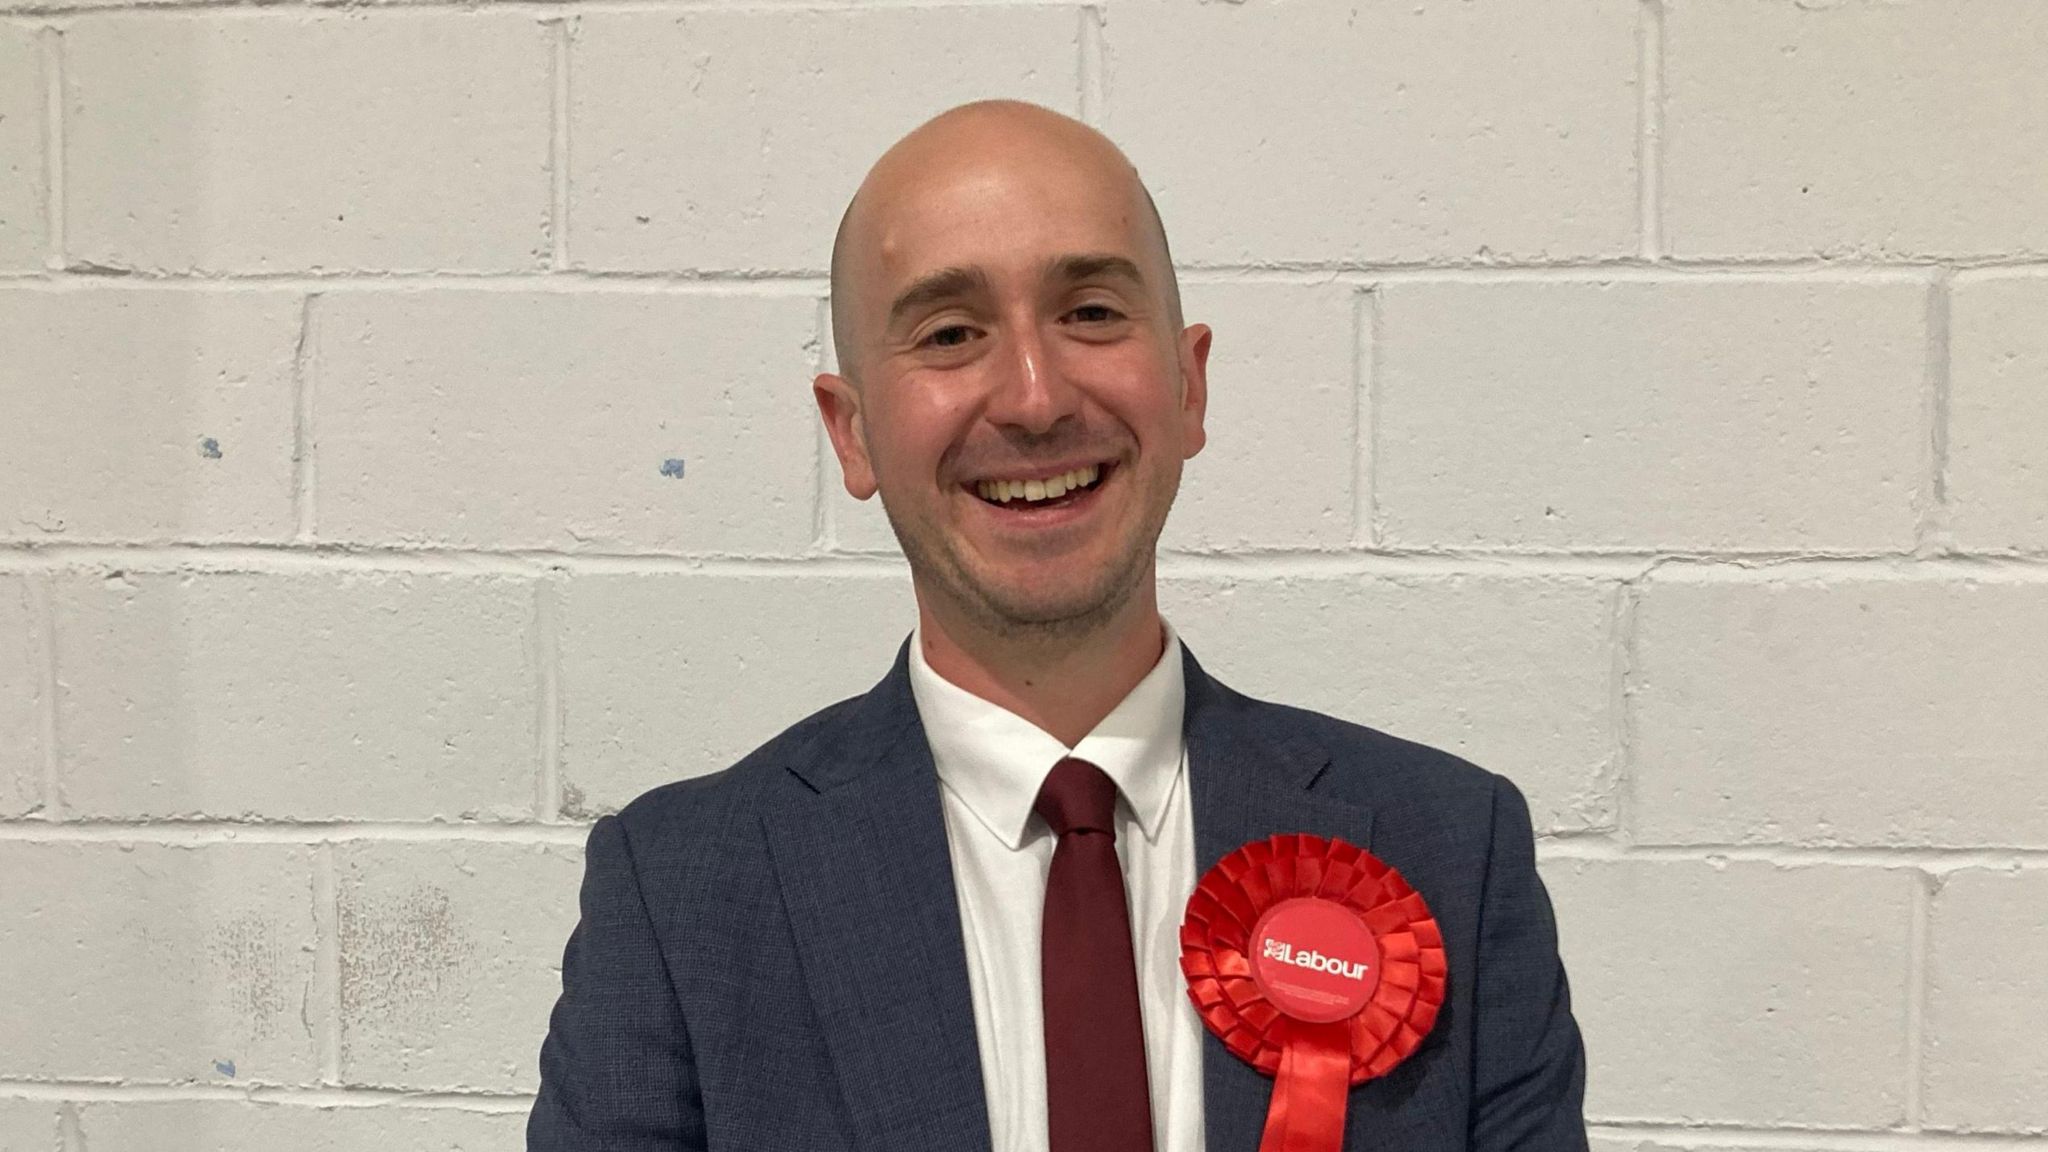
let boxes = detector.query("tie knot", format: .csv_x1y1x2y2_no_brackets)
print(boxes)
1033,757,1119,839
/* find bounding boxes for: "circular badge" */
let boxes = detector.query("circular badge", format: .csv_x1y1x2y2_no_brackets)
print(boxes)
1248,897,1382,1023
1180,833,1446,1083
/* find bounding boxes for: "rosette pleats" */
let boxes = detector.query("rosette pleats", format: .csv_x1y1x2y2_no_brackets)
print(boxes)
1180,834,1448,1149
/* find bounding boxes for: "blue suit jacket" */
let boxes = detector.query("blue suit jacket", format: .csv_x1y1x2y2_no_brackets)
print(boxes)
529,639,1588,1151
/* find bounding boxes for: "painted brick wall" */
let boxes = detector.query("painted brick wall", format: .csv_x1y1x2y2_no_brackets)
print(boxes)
2,1,2044,1147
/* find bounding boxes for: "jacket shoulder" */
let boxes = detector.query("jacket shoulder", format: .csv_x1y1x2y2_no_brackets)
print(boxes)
607,690,866,840
1225,682,1505,812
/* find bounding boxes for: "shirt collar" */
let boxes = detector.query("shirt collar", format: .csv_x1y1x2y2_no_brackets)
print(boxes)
907,620,1187,851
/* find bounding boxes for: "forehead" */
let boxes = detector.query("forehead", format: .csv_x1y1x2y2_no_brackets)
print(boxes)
861,153,1152,296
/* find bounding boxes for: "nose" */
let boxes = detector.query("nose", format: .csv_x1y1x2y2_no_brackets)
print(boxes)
981,320,1082,435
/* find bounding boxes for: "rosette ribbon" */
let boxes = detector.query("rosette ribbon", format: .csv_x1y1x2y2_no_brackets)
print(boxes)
1180,834,1446,1152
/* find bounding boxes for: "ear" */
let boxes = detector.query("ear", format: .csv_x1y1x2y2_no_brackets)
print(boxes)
813,372,879,499
1176,323,1212,460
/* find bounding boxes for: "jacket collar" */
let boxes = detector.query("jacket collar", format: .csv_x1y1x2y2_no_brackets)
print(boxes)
766,636,1372,1152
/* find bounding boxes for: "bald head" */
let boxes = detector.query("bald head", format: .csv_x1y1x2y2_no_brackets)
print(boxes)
827,100,1182,385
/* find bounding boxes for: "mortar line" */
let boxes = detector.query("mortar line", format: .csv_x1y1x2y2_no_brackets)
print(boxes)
1606,575,1642,838
0,820,594,844
2,0,1084,14
1904,869,1934,1127
533,577,563,822
29,573,62,821
0,1081,536,1110
6,545,2048,580
1348,286,1373,547
38,24,63,270
546,16,571,271
16,259,2045,289
1077,5,1103,126
811,295,832,550
291,294,320,543
1915,269,1954,553
1365,287,1386,546
1536,841,2048,871
1635,0,1664,260
1585,1122,2048,1149
57,1101,81,1152
314,842,341,1083
7,819,2047,865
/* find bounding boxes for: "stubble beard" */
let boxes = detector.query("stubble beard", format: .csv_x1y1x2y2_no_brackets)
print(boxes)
881,470,1174,647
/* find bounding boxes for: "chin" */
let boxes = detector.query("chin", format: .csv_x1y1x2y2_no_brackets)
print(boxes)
968,568,1140,634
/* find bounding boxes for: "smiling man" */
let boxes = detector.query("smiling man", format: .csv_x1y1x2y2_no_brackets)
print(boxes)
529,100,1588,1152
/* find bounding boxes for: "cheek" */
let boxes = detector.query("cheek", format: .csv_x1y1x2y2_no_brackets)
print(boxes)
866,387,975,487
1089,359,1188,444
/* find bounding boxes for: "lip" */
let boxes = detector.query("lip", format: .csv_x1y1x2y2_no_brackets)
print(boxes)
960,461,1116,530
959,457,1115,487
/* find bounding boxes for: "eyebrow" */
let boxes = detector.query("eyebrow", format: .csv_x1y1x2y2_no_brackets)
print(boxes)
886,266,994,328
884,252,1149,329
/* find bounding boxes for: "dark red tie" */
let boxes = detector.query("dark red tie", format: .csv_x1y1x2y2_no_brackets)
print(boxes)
1035,756,1155,1152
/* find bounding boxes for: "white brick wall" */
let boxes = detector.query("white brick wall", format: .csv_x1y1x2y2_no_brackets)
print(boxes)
72,1101,527,1152
1662,0,2048,260
0,25,43,271
3,1,2044,1149
64,13,553,274
1949,272,2048,551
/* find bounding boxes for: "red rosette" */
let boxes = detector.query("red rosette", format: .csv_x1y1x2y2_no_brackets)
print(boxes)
1180,834,1446,1152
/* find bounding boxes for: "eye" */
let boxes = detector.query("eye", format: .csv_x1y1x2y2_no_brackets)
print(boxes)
1070,303,1122,323
922,324,976,349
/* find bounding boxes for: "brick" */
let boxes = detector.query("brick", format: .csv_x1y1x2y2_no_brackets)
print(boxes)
313,290,818,554
74,1101,526,1152
1665,0,2048,259
1949,273,2048,551
0,576,40,817
336,841,582,1091
1375,278,1925,551
1545,858,1913,1125
1161,282,1357,551
0,24,43,270
0,1100,58,1152
53,571,536,821
0,842,318,1082
1163,574,1616,832
0,287,300,543
1590,1140,1842,1152
1101,0,1639,266
569,8,1081,272
1632,576,2048,848
825,476,903,556
1925,868,2048,1131
560,571,915,813
64,12,549,273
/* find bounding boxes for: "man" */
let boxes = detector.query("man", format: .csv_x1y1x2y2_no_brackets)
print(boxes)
529,99,1587,1152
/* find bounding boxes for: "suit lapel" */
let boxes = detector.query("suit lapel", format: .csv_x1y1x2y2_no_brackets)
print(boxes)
760,641,993,1152
759,638,1379,1152
1182,644,1376,1152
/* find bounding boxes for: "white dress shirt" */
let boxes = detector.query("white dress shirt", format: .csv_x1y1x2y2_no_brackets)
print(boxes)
907,621,1207,1152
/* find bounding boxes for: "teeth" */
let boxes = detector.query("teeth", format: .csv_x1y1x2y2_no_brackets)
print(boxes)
976,463,1101,505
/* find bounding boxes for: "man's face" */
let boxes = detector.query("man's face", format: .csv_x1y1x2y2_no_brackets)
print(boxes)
818,139,1209,636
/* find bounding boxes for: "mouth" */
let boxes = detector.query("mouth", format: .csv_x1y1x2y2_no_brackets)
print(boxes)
964,461,1113,516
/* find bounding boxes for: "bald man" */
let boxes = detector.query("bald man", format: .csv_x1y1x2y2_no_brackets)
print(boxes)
529,100,1588,1152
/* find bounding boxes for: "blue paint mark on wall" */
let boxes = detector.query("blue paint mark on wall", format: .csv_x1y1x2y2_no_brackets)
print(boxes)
214,1059,236,1077
199,437,222,459
660,458,686,479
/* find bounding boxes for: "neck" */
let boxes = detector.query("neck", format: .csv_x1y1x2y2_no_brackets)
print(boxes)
915,578,1167,748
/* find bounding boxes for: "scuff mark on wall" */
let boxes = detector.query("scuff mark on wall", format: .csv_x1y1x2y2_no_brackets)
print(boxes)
337,883,481,1054
208,914,288,1041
